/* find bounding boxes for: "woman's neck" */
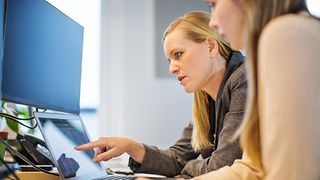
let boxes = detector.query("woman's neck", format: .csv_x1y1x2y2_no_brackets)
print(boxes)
205,69,225,100
203,55,227,100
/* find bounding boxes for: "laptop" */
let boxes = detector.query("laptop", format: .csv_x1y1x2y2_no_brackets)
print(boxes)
34,112,134,180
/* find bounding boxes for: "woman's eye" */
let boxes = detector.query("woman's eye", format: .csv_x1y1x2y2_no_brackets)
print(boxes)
174,52,183,60
206,0,216,8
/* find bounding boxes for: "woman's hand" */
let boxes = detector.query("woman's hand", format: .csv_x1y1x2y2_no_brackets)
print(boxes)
75,137,145,163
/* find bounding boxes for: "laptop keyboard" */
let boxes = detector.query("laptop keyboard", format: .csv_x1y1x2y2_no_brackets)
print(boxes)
95,175,135,180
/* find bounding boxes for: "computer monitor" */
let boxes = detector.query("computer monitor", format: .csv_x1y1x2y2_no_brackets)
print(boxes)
0,0,5,99
2,0,84,114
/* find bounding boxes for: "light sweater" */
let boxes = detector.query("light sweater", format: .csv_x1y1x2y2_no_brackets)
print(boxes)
193,12,320,180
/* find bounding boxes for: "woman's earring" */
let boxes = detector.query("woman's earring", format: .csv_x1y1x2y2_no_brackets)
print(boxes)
209,47,215,59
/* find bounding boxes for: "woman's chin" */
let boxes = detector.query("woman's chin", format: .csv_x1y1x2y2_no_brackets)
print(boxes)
183,87,194,93
230,44,241,51
230,41,245,51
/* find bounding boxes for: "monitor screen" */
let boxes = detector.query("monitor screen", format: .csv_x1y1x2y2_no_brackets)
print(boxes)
0,0,5,99
2,0,84,114
36,114,107,179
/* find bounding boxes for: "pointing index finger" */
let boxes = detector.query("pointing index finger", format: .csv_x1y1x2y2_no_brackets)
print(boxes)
75,140,105,150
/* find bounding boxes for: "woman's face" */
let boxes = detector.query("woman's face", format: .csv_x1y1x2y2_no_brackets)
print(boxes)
163,29,217,93
207,0,246,50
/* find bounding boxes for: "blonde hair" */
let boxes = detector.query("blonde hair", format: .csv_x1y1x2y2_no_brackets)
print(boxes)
163,11,232,152
237,0,308,168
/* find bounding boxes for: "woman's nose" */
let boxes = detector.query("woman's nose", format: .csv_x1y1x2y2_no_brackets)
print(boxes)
209,16,218,30
169,62,179,75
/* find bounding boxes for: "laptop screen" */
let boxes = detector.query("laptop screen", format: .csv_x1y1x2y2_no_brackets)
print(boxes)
35,112,107,180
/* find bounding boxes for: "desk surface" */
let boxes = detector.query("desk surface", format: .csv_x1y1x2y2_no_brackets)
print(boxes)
5,171,60,180
4,170,173,180
2,155,130,180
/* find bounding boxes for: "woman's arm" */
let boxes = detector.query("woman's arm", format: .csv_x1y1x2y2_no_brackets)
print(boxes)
76,128,197,178
129,123,200,177
192,152,263,180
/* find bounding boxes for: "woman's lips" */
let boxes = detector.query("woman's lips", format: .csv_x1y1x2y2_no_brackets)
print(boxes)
178,76,186,85
178,75,186,81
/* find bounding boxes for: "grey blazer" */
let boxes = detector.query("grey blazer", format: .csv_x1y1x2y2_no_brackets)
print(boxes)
129,52,247,178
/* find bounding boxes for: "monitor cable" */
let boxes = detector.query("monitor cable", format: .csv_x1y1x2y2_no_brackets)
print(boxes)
0,112,37,129
0,139,59,176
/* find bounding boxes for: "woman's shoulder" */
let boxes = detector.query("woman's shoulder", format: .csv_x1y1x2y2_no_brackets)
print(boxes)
266,12,316,28
260,12,320,45
227,63,247,90
259,12,320,64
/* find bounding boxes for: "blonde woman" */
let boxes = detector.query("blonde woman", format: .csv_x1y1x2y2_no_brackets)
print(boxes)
195,0,320,179
76,11,247,178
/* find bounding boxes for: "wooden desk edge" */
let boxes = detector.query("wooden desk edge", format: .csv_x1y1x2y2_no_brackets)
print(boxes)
5,170,60,180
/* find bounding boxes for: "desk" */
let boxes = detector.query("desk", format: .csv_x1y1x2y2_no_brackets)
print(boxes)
5,171,60,180
4,156,169,179
4,170,174,180
2,155,129,180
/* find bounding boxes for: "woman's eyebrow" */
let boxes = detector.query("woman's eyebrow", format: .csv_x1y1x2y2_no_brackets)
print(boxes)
206,0,216,6
169,48,178,57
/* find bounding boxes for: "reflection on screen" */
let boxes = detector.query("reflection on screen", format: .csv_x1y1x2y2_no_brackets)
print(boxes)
39,118,106,179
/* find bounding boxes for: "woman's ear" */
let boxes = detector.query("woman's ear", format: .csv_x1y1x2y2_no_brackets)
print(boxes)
206,37,218,55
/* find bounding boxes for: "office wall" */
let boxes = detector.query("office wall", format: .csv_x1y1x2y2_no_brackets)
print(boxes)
99,0,206,148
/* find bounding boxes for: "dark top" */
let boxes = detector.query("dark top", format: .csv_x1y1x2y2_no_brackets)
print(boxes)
128,51,247,178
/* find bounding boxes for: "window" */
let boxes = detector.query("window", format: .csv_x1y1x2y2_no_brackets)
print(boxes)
307,0,320,17
46,0,101,110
